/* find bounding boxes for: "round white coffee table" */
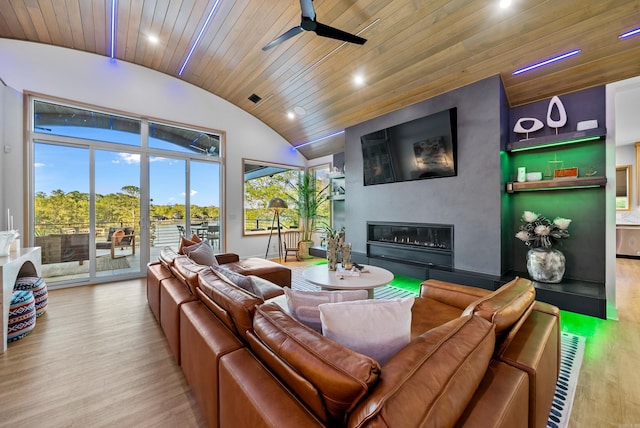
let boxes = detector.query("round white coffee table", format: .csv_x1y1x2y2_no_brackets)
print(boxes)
302,264,394,299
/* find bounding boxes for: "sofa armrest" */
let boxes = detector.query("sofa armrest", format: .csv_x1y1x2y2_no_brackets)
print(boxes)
420,279,491,309
215,253,240,264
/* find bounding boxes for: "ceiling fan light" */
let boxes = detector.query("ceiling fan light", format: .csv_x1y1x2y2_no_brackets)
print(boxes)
499,0,512,9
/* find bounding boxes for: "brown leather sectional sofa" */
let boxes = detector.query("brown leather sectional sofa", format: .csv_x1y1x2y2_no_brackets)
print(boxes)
147,247,559,428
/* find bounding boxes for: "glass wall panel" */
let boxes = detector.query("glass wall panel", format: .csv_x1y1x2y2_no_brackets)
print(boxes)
190,161,222,251
34,143,91,282
94,150,141,277
150,157,186,255
149,122,221,157
30,98,224,286
33,100,141,146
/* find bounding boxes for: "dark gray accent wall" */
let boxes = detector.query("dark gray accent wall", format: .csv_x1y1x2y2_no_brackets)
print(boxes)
344,76,506,276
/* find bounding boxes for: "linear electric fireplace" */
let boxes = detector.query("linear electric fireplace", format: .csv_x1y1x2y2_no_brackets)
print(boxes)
367,221,453,270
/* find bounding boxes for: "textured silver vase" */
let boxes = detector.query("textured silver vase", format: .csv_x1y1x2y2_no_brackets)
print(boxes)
526,247,565,283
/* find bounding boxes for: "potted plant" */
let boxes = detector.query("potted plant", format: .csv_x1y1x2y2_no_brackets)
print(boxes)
287,172,329,259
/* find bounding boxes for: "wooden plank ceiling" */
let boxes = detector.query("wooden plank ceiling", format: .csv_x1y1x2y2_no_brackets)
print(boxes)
1,0,639,159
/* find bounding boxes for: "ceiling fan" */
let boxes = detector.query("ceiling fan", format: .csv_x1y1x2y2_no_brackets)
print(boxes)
262,0,367,51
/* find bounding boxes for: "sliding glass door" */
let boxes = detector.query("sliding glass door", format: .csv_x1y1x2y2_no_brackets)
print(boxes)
29,97,224,286
34,143,91,282
94,150,141,278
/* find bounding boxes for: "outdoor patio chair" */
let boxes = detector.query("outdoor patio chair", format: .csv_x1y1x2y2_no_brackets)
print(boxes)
282,230,301,262
96,227,135,259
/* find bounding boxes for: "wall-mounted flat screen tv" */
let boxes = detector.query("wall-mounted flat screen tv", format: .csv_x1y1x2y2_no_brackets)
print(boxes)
360,108,457,186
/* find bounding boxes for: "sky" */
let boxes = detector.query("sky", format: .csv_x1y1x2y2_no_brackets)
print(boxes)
34,138,220,208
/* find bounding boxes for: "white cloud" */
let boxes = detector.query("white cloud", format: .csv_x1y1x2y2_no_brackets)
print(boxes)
180,190,198,197
117,153,141,164
34,162,45,168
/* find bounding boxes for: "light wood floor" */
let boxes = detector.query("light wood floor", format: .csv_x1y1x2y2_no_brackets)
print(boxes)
0,258,639,427
568,257,640,428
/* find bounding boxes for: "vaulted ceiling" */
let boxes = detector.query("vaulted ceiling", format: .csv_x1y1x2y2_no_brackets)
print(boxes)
1,1,639,159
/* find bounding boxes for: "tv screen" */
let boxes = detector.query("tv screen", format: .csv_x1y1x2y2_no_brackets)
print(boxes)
360,108,457,186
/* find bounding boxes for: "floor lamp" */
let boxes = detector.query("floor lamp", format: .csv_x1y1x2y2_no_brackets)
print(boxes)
265,197,287,261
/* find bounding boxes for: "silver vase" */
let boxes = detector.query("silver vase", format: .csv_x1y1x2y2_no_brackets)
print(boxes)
526,247,565,283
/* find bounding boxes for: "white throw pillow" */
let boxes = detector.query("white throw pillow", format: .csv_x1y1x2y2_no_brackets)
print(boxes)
284,288,368,332
183,241,218,266
319,297,414,365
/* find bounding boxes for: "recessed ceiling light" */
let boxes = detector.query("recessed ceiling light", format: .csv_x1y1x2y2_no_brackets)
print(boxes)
353,74,365,86
499,0,512,8
148,35,159,44
619,27,640,39
293,106,307,116
512,49,581,75
287,111,296,120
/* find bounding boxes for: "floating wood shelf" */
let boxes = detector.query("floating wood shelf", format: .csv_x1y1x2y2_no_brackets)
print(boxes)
506,176,607,193
506,127,606,152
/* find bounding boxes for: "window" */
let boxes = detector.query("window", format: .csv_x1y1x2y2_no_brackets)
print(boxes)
243,160,301,234
149,121,221,156
33,100,141,146
29,97,223,285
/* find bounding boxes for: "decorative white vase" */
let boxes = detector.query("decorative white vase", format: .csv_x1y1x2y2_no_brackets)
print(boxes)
0,230,19,256
526,247,565,283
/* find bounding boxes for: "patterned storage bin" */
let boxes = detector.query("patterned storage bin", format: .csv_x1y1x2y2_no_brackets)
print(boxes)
8,290,36,342
14,276,48,316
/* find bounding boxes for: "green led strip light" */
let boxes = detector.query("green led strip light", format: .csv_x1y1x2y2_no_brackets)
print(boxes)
510,136,601,152
516,185,602,191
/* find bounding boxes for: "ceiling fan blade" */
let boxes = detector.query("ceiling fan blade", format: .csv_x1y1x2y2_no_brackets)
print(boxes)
313,21,367,45
299,0,316,20
262,26,304,51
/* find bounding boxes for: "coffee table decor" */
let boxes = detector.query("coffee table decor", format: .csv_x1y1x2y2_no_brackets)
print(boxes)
302,263,394,299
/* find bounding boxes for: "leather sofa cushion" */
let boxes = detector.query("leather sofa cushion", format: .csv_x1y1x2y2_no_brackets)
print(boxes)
463,277,535,335
410,296,466,338
348,315,495,428
172,256,208,295
420,279,491,308
220,257,292,287
159,246,180,269
197,267,263,341
249,303,381,426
